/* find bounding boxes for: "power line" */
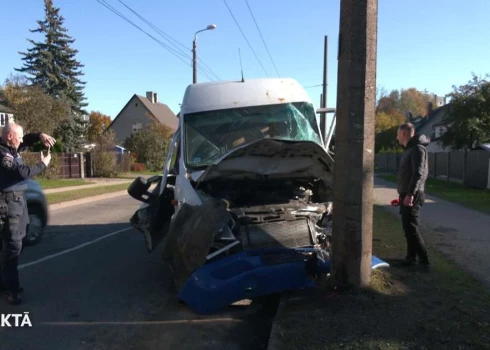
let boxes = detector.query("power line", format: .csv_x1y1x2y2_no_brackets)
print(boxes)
244,0,280,77
222,0,269,77
304,84,324,89
116,0,220,81
96,0,215,81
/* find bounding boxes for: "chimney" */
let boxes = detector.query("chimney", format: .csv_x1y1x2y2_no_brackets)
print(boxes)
426,101,433,119
146,91,157,104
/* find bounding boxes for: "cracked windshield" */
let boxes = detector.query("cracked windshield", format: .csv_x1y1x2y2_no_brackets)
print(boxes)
184,102,322,167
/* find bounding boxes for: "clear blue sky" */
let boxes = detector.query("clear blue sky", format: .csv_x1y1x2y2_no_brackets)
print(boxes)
2,0,489,119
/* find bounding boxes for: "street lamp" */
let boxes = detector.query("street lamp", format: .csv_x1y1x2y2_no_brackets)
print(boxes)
193,24,217,84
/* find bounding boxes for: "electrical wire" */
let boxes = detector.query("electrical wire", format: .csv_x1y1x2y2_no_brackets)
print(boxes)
244,0,280,77
96,0,215,81
222,0,269,77
116,0,220,81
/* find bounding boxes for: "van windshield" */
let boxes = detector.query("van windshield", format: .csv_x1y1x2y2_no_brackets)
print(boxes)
184,102,322,168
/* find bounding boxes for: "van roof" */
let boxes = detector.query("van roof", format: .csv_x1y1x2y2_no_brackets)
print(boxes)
180,78,313,114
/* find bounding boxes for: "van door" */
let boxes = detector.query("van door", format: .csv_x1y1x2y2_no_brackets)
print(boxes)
129,129,181,252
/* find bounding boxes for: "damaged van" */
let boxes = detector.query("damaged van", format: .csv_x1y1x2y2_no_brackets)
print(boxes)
127,78,388,314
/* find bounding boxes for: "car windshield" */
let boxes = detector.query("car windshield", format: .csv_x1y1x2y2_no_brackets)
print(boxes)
184,102,322,168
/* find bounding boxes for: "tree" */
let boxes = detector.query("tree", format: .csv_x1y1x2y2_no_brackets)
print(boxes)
374,111,405,153
15,0,87,150
441,74,490,150
87,111,112,142
1,75,70,137
376,87,434,119
124,122,174,172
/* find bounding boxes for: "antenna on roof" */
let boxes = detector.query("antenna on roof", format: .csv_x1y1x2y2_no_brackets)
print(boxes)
239,48,244,82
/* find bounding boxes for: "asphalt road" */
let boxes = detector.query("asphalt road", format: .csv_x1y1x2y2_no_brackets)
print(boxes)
0,194,277,350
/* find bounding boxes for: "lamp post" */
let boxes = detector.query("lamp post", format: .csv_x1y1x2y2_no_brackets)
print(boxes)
193,24,217,84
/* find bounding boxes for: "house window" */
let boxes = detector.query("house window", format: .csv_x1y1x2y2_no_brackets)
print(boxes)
132,123,142,133
0,114,5,126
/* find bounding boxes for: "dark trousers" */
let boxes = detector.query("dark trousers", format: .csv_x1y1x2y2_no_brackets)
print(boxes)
399,191,429,264
0,192,28,293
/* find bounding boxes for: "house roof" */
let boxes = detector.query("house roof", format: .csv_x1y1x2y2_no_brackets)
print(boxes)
413,104,450,138
134,95,179,130
0,103,13,114
107,94,179,132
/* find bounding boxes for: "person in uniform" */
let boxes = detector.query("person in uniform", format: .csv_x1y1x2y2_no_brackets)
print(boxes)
0,122,55,304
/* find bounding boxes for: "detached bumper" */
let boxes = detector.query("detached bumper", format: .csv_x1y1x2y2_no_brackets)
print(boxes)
178,248,389,315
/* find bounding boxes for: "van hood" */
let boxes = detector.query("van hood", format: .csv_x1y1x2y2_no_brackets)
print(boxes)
196,139,334,186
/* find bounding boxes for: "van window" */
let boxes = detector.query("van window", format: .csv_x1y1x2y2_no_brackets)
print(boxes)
184,102,321,168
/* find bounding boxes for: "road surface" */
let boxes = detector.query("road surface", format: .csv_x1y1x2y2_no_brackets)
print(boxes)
0,194,276,350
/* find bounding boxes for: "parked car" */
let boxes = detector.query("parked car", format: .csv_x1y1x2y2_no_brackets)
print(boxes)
23,179,48,246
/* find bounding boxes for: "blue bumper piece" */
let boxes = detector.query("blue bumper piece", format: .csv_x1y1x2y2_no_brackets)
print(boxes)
178,248,389,315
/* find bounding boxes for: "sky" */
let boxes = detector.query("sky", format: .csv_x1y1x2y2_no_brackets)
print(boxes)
2,0,490,119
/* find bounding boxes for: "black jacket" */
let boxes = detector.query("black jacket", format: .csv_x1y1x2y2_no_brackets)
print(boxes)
0,133,47,192
397,134,430,195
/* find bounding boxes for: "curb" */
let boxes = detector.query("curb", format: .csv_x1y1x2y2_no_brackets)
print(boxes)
48,190,130,211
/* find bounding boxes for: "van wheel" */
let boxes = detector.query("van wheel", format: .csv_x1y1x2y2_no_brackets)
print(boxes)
23,206,45,247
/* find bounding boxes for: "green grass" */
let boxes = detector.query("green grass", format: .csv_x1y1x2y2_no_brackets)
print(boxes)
379,174,490,215
272,205,490,350
36,178,95,189
46,183,130,204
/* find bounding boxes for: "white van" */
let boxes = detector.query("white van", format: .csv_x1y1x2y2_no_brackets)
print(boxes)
127,78,349,314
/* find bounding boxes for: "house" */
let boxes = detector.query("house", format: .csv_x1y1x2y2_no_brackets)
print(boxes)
0,103,15,127
409,102,451,153
107,91,179,143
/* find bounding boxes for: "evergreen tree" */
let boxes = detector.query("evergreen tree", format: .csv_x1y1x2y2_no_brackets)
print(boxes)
15,0,87,151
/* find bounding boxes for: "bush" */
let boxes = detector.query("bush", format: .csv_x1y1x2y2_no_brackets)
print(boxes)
124,122,173,172
92,151,120,178
21,151,61,180
91,130,121,178
131,162,146,172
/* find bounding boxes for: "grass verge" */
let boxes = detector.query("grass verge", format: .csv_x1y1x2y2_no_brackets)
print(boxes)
37,178,95,189
379,174,490,216
271,205,490,350
46,183,130,204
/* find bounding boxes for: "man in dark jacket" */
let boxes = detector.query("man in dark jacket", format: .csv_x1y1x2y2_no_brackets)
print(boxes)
0,123,54,304
396,123,430,269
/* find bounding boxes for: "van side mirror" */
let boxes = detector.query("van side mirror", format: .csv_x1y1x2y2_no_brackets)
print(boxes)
127,176,161,203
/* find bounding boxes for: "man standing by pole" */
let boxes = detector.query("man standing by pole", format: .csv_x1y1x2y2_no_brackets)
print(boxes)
0,123,54,304
331,0,378,288
395,123,430,269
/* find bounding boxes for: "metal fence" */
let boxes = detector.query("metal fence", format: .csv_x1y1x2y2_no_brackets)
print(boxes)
375,150,490,189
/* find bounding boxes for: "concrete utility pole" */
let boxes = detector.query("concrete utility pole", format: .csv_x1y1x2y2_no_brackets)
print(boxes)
331,0,378,288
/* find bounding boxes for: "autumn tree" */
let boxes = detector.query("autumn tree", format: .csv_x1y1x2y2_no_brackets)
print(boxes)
376,87,434,119
440,73,490,150
1,75,70,137
374,87,437,153
124,122,174,172
87,111,112,142
15,0,87,151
